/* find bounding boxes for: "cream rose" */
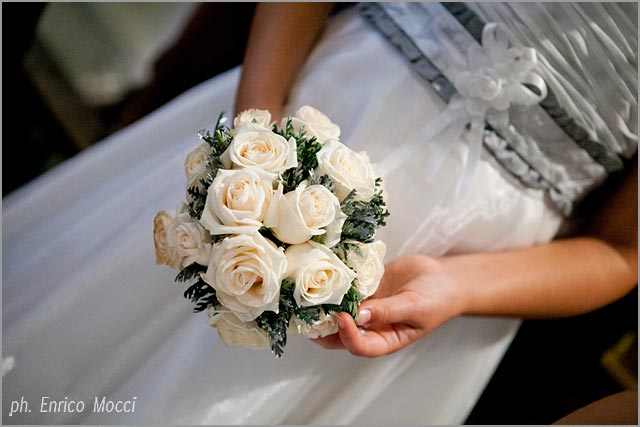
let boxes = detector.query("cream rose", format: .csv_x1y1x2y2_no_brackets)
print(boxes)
202,233,286,321
345,240,386,298
184,143,210,180
208,310,271,350
316,139,377,201
291,105,341,143
184,143,211,201
153,209,179,268
291,313,339,339
222,124,297,173
167,212,212,268
233,109,273,130
284,241,356,307
199,167,275,235
185,169,208,203
264,183,346,247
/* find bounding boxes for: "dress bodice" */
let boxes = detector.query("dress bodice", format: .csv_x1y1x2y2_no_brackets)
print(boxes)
359,2,637,217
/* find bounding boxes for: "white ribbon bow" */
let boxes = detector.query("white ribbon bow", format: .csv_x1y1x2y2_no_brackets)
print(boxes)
378,23,547,197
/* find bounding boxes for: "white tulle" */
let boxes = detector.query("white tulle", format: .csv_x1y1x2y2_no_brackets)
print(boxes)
3,9,562,425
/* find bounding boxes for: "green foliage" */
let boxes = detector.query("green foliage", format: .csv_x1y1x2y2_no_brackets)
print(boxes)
187,176,213,220
255,279,296,358
310,234,327,245
340,189,390,244
255,311,288,359
188,113,233,221
183,278,220,313
273,116,296,140
176,264,221,313
294,305,322,326
284,281,322,327
255,278,323,358
198,112,233,156
332,240,362,264
280,278,297,298
258,226,287,249
175,263,207,283
308,171,336,193
256,279,364,357
275,118,323,193
322,284,363,321
207,233,230,245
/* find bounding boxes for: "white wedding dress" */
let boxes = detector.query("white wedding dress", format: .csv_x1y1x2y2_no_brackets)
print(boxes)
4,6,614,424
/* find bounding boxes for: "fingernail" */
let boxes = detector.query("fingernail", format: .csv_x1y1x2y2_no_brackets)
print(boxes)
358,309,371,326
337,316,345,329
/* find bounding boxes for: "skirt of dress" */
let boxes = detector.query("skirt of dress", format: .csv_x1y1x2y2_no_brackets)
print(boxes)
3,8,563,425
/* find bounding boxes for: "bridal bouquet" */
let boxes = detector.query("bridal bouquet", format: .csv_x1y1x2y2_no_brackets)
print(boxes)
153,106,389,357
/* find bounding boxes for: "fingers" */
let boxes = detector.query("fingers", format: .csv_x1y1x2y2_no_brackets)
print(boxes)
336,313,397,357
312,334,345,350
312,311,420,357
310,316,393,356
357,291,421,327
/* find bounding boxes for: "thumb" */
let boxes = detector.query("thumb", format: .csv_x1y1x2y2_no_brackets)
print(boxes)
357,292,420,327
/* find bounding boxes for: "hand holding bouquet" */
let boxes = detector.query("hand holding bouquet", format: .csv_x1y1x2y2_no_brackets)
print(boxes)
154,106,389,357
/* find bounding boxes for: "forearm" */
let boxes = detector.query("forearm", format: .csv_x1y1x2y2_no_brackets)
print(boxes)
445,161,637,319
443,237,637,318
234,2,334,118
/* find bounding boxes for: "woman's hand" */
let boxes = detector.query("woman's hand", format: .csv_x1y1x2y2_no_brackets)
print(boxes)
314,255,467,357
313,162,635,357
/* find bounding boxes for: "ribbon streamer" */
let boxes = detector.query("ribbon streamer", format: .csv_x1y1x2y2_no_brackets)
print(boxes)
378,22,548,198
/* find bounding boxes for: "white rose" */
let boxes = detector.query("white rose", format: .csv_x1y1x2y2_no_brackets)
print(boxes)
233,109,273,130
184,143,210,180
184,143,211,201
208,310,270,350
199,167,275,235
292,313,339,339
345,240,386,298
316,139,377,201
202,233,286,321
222,124,297,173
292,105,341,143
264,183,346,247
284,241,356,307
185,169,209,203
153,209,179,268
167,212,212,268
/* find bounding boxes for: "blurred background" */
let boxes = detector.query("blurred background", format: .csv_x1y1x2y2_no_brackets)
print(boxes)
2,2,637,424
3,2,256,196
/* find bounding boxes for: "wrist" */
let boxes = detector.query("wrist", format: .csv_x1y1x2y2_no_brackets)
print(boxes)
412,254,470,320
234,84,285,120
437,255,474,318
